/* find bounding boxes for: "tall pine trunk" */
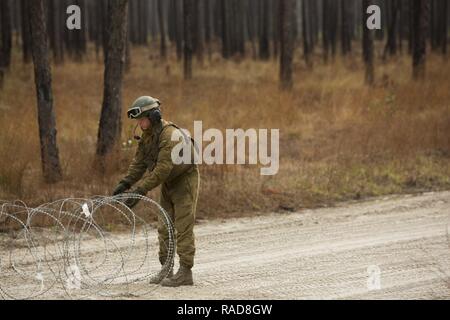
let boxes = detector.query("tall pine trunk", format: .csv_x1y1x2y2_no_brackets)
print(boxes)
220,0,231,58
279,0,296,90
96,0,129,162
0,0,12,70
184,0,194,79
29,0,63,183
175,0,184,61
259,0,270,60
204,0,213,60
302,0,312,67
194,0,205,63
20,0,32,63
340,0,352,56
440,0,447,56
322,0,330,62
72,0,87,61
383,0,401,59
412,0,430,79
363,0,375,85
48,0,64,64
158,0,167,60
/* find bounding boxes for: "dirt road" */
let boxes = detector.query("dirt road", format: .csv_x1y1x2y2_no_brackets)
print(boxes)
150,191,450,300
2,191,450,299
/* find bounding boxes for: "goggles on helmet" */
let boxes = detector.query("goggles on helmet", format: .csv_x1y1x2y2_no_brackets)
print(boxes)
127,101,160,119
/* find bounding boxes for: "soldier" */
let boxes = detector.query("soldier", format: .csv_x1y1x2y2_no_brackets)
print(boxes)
112,96,199,287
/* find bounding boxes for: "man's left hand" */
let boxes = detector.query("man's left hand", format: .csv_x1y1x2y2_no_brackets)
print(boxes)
123,187,147,209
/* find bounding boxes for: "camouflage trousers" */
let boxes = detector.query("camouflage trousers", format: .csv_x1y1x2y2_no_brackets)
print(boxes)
158,166,199,269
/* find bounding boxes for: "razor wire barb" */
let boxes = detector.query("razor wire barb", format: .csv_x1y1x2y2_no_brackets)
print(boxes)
0,194,175,300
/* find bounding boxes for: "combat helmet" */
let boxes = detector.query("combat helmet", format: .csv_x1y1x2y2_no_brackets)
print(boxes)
127,96,161,119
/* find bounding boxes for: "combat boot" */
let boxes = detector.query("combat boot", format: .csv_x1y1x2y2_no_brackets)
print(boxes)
149,265,173,284
160,264,193,287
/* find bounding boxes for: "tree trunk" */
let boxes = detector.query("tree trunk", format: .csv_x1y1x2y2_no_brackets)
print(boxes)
399,0,407,53
272,0,280,59
408,0,414,54
220,0,231,58
440,0,447,56
412,0,430,80
168,0,176,42
363,0,375,85
430,0,437,50
0,0,12,70
322,0,330,62
383,0,401,59
328,0,338,58
128,0,138,44
48,0,64,64
149,0,158,43
259,0,270,60
302,0,312,67
175,0,184,61
158,0,167,60
72,0,87,61
375,0,386,41
125,20,131,71
20,0,32,63
247,0,258,59
340,0,352,56
279,0,296,90
29,0,63,183
233,0,245,57
183,0,194,79
138,0,148,45
309,0,318,49
204,0,213,60
96,0,129,161
93,0,105,59
194,0,205,63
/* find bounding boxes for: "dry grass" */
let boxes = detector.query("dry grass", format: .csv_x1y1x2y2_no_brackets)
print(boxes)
0,44,449,219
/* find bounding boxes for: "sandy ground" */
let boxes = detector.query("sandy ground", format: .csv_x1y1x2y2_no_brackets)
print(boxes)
1,191,449,300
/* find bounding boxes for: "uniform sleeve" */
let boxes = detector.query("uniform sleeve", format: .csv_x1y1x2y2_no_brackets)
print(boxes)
137,129,176,193
122,141,148,187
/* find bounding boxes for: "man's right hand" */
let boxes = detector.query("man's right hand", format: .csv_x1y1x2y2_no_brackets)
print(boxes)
112,181,131,196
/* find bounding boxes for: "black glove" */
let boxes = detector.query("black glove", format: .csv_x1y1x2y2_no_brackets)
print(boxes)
123,187,147,209
112,181,131,196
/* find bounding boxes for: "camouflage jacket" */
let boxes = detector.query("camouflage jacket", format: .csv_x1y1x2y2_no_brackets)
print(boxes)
122,119,196,192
